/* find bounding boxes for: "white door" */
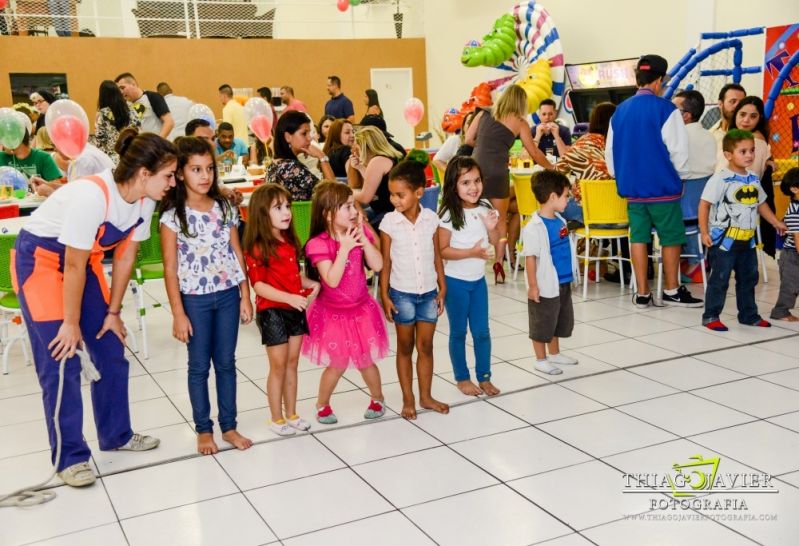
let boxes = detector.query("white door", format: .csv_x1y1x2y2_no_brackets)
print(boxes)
370,68,414,149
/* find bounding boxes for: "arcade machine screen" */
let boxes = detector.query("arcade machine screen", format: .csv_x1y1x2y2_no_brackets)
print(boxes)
566,59,638,123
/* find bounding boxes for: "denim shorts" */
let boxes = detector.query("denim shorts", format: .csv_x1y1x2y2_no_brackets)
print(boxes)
389,288,438,325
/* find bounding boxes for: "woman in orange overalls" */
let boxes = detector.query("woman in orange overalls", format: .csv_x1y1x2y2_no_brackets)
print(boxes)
12,131,177,487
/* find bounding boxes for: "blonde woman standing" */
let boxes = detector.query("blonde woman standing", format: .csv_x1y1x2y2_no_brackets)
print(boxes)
465,85,553,283
347,125,404,231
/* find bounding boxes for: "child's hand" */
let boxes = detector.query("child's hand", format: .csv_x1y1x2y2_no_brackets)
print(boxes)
528,285,540,303
701,233,713,247
339,226,364,254
382,297,397,323
286,294,310,311
173,313,193,343
480,209,500,231
470,241,491,260
240,298,253,325
775,221,788,236
306,282,321,299
435,291,445,316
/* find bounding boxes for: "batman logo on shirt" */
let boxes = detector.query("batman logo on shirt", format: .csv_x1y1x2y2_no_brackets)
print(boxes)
734,185,759,205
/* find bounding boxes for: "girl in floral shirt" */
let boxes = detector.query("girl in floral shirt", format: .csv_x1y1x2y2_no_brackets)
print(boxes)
160,136,253,456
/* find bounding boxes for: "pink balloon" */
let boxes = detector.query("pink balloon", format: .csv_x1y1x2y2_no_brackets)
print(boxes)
336,0,349,11
45,99,89,159
50,115,88,159
403,97,425,127
250,115,272,142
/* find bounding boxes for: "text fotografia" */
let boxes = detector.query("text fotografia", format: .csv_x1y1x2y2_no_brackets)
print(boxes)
621,454,779,511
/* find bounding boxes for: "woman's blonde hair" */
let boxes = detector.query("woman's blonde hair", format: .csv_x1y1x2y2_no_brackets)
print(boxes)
493,84,528,121
354,126,403,163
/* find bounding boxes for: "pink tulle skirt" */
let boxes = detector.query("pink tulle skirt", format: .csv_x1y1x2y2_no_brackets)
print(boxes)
302,296,389,369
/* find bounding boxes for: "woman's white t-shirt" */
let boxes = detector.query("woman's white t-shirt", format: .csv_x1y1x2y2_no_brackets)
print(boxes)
439,204,491,281
433,135,461,165
23,169,155,250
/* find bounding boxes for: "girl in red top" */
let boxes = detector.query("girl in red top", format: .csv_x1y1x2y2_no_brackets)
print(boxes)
243,184,320,436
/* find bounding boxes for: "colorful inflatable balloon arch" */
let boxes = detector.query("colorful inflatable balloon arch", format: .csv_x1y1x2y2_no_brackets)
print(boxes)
443,0,564,133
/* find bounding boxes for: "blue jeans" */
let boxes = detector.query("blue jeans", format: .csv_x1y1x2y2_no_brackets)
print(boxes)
444,276,491,382
702,245,761,325
182,287,241,433
389,288,438,325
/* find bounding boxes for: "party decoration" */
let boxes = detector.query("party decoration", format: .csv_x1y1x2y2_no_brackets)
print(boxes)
45,99,89,159
336,0,349,11
403,97,424,127
0,107,25,149
13,110,32,137
516,59,554,113
441,83,493,133
461,13,516,68
446,1,565,133
187,103,216,129
0,166,29,191
349,0,361,5
244,97,274,141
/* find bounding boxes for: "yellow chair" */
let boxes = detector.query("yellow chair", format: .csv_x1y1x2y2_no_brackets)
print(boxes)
511,172,541,280
573,180,633,300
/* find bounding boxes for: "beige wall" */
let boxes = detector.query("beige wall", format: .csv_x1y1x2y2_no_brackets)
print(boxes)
0,35,428,134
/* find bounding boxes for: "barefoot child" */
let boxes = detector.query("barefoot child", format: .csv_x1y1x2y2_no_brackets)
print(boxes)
303,181,389,424
771,168,799,322
522,170,579,375
243,184,321,436
699,130,787,330
379,160,449,419
438,157,501,396
161,136,253,454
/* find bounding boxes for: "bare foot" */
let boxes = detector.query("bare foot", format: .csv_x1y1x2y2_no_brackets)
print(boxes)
479,380,501,396
197,432,218,455
420,397,450,414
401,398,417,420
222,430,253,451
457,380,482,396
776,314,799,322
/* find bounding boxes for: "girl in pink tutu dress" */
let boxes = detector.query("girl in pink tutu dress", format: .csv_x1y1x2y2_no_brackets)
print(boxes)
302,181,388,424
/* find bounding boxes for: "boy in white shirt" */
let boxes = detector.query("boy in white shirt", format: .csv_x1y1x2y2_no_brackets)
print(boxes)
522,171,579,375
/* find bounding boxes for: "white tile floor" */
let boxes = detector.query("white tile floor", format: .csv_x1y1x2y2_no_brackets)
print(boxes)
1,260,798,545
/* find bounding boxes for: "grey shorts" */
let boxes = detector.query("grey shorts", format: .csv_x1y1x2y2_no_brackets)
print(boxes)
528,283,574,343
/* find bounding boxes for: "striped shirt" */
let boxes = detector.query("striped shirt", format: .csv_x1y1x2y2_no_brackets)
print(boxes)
784,200,799,251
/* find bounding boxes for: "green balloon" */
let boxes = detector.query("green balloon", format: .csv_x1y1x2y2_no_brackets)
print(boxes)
0,113,24,150
349,0,361,5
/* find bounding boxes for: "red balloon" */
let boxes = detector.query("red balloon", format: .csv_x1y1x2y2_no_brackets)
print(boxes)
50,115,88,159
250,115,272,142
336,0,349,11
0,0,7,9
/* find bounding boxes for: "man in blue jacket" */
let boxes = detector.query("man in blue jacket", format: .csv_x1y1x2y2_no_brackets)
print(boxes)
606,54,702,309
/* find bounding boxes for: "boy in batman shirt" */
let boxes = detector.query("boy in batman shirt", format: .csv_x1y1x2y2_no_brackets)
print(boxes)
698,129,787,330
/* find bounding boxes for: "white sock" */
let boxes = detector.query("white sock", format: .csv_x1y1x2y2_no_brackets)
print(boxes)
548,353,578,365
664,287,678,296
535,359,563,375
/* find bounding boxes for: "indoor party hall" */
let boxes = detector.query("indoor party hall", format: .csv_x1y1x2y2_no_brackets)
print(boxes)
1,1,799,544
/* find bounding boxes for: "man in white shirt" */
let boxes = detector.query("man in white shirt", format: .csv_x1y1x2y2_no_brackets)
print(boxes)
673,89,717,283
673,90,717,180
114,73,174,139
157,82,194,141
218,84,249,143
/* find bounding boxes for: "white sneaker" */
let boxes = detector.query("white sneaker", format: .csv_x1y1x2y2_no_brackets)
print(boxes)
287,415,311,431
534,359,563,375
269,420,296,436
58,461,96,487
114,433,160,451
548,353,579,365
